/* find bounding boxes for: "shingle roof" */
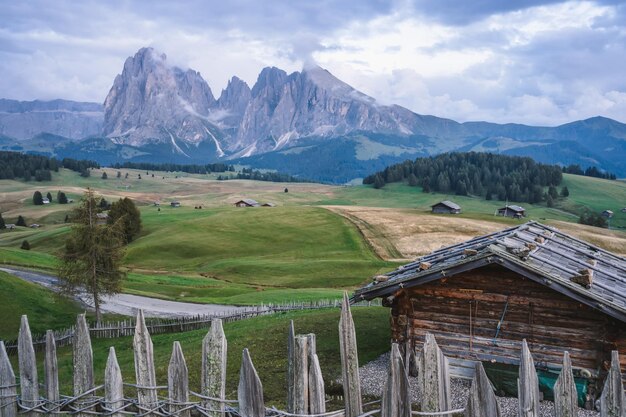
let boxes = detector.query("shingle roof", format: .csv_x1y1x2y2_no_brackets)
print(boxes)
354,221,626,322
432,200,461,210
240,199,259,206
499,205,525,212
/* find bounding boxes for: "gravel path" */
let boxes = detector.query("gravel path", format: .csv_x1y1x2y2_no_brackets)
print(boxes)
0,266,254,318
359,352,600,417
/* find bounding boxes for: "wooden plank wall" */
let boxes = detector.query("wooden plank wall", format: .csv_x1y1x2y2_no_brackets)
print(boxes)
390,265,625,380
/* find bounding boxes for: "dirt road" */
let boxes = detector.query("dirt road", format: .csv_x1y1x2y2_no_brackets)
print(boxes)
0,267,252,318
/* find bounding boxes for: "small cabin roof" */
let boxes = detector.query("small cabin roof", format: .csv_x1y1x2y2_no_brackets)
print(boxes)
262,202,276,207
95,212,108,219
432,200,461,210
236,199,260,206
499,205,525,212
354,221,626,322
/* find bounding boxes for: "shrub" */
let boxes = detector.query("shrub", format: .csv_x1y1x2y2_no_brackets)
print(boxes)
20,240,30,250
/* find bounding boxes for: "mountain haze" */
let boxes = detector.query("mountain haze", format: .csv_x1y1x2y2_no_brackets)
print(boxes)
1,47,625,181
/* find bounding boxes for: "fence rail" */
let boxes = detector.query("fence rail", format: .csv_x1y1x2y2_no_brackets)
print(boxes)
0,293,623,417
3,299,380,356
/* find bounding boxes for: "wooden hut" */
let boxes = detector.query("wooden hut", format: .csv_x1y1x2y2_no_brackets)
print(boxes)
497,204,525,218
170,201,181,207
234,199,260,207
431,200,461,214
354,221,626,400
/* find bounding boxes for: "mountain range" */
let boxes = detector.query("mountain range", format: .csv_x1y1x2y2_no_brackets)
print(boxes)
2,47,625,182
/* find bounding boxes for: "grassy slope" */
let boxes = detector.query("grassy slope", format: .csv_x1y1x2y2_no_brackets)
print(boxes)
19,307,390,407
0,271,85,339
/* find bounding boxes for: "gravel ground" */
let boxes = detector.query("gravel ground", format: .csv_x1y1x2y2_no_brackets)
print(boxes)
359,352,600,417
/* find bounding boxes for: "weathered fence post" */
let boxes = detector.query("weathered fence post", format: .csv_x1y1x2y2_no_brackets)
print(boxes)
74,314,94,417
339,291,363,417
518,339,540,417
18,315,39,417
417,333,450,413
554,351,577,417
600,350,625,417
294,335,309,414
287,320,295,413
105,347,124,417
134,310,159,416
202,319,227,417
0,341,18,417
238,348,264,417
44,331,59,416
464,362,500,417
309,353,326,414
168,342,190,417
381,343,411,417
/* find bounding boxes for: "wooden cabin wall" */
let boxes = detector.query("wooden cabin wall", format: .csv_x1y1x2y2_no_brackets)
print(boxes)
390,265,625,378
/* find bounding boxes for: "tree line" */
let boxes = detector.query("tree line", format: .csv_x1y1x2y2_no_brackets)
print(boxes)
562,164,617,180
0,151,100,181
111,161,234,174
217,168,309,183
363,152,564,204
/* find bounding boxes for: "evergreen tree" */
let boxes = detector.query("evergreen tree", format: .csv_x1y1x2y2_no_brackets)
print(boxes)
560,186,570,198
117,171,121,178
408,173,419,187
80,168,90,178
58,189,126,323
373,174,385,189
548,186,558,200
57,191,68,204
46,192,53,202
16,215,26,227
99,198,110,209
546,195,555,208
20,240,30,250
101,172,108,180
0,212,5,229
33,191,44,205
124,172,129,179
108,197,142,243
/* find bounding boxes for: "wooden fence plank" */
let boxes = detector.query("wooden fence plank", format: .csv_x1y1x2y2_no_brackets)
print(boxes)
202,319,227,417
294,335,309,414
287,320,295,413
600,350,625,417
381,343,410,417
168,342,190,417
44,331,59,416
518,339,540,417
238,349,264,417
339,292,363,417
105,347,124,417
309,353,326,415
418,333,450,413
0,341,17,417
554,351,577,417
464,362,500,417
133,310,158,416
73,314,94,417
18,315,39,417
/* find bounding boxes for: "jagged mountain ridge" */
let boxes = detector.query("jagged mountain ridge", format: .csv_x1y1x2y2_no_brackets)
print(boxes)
1,46,625,180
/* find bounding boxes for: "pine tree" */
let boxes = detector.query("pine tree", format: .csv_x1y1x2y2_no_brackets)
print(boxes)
108,197,142,243
57,191,68,204
0,212,5,229
16,215,26,227
116,171,121,178
20,240,30,250
560,186,570,198
101,171,108,180
58,189,126,323
33,191,44,205
46,192,53,202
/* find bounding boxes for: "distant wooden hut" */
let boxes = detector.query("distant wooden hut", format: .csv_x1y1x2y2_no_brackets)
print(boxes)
234,199,260,207
431,200,461,214
354,221,626,401
5,224,15,230
262,202,276,207
498,204,525,218
602,210,614,218
170,201,181,208
95,212,108,225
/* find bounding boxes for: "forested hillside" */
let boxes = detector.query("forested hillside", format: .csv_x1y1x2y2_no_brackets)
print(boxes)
364,152,564,204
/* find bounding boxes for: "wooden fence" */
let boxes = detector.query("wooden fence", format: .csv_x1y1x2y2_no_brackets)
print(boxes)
3,299,379,356
0,292,624,417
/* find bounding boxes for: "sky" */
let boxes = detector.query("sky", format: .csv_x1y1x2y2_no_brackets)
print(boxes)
1,0,625,126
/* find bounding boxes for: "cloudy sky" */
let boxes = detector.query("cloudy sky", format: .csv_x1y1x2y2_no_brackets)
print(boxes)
1,0,625,125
